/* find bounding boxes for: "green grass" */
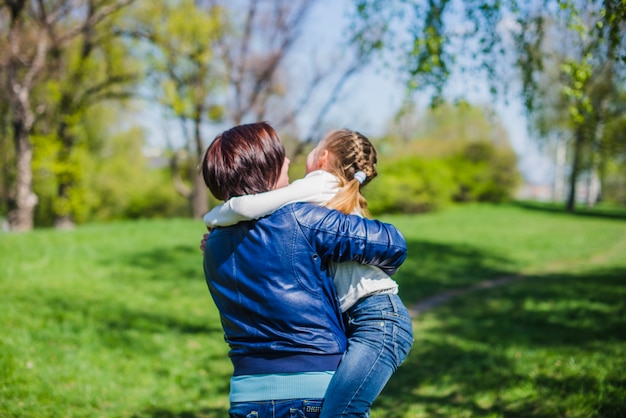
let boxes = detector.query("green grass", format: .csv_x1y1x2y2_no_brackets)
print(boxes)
387,203,626,301
1,204,625,417
1,219,231,417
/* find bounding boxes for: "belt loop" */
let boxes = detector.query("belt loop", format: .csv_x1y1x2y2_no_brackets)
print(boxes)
388,293,398,312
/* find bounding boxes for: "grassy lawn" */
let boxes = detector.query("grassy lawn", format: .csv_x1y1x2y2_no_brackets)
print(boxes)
1,203,625,417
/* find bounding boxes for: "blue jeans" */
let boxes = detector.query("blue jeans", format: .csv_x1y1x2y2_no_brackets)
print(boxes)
229,399,324,417
320,294,414,418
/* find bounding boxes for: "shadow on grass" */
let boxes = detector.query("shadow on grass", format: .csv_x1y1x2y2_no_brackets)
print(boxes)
132,406,229,418
89,223,625,416
108,235,519,306
111,243,203,281
105,225,522,305
39,293,223,348
396,239,517,304
514,200,626,221
374,266,626,417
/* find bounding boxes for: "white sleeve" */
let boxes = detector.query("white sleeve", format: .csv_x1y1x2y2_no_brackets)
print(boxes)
203,170,340,227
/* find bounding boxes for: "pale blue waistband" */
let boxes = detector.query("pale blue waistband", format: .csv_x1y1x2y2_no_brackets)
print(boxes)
230,372,335,402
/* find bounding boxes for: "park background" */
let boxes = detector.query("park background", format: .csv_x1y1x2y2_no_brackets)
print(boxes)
1,0,625,417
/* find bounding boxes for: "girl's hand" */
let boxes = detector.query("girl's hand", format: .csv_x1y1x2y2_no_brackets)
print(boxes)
200,230,211,253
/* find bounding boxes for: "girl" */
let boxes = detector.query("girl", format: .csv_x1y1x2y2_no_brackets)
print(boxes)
203,129,414,417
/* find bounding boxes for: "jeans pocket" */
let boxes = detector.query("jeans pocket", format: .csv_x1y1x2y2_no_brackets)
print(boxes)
393,320,414,366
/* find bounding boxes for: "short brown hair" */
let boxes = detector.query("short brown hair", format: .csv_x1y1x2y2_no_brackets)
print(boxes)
201,122,286,201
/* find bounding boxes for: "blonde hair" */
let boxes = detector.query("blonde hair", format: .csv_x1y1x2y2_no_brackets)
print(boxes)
321,129,378,217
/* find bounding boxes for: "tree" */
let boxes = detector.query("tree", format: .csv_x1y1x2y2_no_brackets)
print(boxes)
135,0,385,216
23,2,139,229
349,0,626,211
522,1,626,210
1,0,48,231
129,0,226,219
205,0,383,152
0,0,135,231
0,84,13,224
46,2,137,228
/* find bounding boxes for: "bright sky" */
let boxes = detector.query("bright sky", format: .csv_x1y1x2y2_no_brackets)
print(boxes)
141,0,555,185
300,0,555,185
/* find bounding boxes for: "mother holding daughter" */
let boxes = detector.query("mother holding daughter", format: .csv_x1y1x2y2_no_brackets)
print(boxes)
201,122,412,418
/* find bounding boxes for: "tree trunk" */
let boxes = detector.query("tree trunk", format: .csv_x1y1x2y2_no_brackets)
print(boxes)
5,1,48,231
566,127,585,212
54,121,77,229
7,56,40,232
192,112,208,219
192,174,208,219
9,124,38,231
553,135,567,202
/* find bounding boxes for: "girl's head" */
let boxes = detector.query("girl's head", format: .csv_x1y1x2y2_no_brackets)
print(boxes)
201,122,289,201
308,129,378,215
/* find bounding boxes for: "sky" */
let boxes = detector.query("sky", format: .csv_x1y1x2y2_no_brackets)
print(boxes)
302,1,555,185
308,0,554,184
141,0,555,186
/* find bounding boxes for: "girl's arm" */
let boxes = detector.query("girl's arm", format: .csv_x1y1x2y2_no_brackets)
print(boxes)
203,170,339,227
300,204,407,276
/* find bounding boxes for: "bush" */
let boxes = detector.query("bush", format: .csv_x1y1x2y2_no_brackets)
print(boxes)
366,157,456,215
123,171,190,219
365,141,521,215
448,141,521,203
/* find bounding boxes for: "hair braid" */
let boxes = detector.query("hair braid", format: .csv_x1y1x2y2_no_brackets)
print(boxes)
320,129,378,216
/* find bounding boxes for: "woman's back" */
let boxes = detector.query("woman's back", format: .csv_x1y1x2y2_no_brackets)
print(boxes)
204,203,346,367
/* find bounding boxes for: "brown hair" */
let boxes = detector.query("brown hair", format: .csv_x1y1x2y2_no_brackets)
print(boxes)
201,122,286,201
321,129,378,217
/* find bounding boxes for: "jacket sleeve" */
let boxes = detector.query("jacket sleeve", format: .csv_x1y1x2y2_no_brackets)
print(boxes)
294,203,407,276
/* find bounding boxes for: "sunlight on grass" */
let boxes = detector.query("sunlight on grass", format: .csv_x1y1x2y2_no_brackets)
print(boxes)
2,205,625,417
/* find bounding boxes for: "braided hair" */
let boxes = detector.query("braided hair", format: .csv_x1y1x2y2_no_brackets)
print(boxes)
321,129,378,217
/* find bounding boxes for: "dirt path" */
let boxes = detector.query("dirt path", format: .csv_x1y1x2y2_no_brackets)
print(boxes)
408,275,523,317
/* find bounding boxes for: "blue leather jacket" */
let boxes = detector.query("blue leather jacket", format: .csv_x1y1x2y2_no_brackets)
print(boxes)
203,202,407,376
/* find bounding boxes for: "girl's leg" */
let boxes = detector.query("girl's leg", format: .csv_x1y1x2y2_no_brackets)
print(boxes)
319,294,413,418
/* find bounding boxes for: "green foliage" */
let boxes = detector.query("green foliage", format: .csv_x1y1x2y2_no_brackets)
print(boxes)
31,119,189,225
0,109,14,219
84,128,188,221
136,0,226,121
366,157,456,214
448,141,521,203
560,56,594,125
350,0,626,212
601,159,626,205
368,102,521,213
7,0,142,227
365,141,520,215
128,0,227,218
31,133,63,226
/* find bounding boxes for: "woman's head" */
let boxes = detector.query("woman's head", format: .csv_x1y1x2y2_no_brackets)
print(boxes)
201,122,288,201
310,129,378,215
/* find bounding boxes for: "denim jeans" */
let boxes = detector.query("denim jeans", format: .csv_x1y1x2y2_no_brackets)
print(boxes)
319,294,414,418
229,398,324,418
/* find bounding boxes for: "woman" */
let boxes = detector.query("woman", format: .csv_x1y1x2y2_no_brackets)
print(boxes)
200,122,407,417
204,128,414,417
